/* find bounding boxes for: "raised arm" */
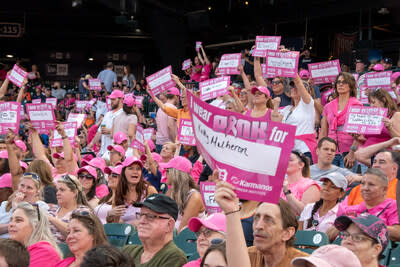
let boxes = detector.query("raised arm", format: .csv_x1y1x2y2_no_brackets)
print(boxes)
146,86,166,111
16,78,28,103
55,122,78,173
200,45,211,65
0,72,10,99
5,130,23,191
197,51,205,65
253,57,268,87
171,74,187,92
26,122,48,162
355,137,400,166
238,65,251,91
293,74,311,104
227,86,245,113
144,141,158,176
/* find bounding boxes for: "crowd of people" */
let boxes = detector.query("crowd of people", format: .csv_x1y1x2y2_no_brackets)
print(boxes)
0,42,400,267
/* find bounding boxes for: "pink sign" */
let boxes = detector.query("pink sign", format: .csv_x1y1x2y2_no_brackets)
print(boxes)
182,59,191,70
216,53,241,75
265,51,299,78
88,79,102,91
135,96,144,108
26,103,56,134
352,73,359,82
32,99,41,104
146,66,175,96
308,60,341,84
177,119,195,146
187,91,296,203
132,125,145,152
252,36,281,57
87,98,97,109
45,98,57,109
359,86,369,105
321,88,334,106
143,128,154,140
196,41,202,52
365,71,392,90
51,122,77,147
7,64,27,87
75,101,89,112
199,76,230,101
200,182,222,215
67,113,86,128
344,106,388,135
261,64,275,79
0,102,21,134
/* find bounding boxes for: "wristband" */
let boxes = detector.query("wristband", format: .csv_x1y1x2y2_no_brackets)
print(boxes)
350,145,357,152
225,207,241,216
284,189,292,196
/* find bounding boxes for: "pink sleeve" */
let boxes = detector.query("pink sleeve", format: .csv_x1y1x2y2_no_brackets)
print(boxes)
28,242,61,267
385,201,400,226
96,184,110,198
191,161,203,184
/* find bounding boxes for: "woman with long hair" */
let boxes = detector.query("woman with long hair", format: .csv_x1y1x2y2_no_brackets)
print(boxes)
48,175,89,243
9,202,61,266
106,157,157,226
122,65,136,89
77,166,99,209
27,159,57,206
165,156,205,233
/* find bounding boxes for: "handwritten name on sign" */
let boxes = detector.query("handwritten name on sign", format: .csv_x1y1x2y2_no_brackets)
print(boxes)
216,53,241,75
199,76,230,101
26,103,56,134
344,106,388,135
265,51,299,78
187,90,296,203
0,102,20,134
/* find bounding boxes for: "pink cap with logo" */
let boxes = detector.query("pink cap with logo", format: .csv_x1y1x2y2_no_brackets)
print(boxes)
0,173,12,188
104,165,123,175
107,145,126,155
107,90,124,99
251,86,270,97
53,152,78,162
113,132,128,144
77,165,98,179
188,213,226,233
122,156,144,169
81,157,106,173
14,140,27,152
159,156,192,174
166,87,181,96
299,70,310,79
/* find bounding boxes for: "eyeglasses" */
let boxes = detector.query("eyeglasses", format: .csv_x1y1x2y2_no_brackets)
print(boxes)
60,175,78,189
336,80,349,85
340,231,373,242
272,80,281,85
195,228,222,238
110,173,119,178
22,172,40,182
210,238,225,245
135,212,170,222
78,174,95,180
32,203,40,221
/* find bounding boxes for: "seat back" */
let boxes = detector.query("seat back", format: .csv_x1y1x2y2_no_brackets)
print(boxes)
294,230,329,254
104,223,135,248
174,228,197,258
58,243,71,259
127,231,142,246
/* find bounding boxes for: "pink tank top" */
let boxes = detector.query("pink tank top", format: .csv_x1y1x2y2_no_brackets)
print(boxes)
280,177,320,201
244,109,271,120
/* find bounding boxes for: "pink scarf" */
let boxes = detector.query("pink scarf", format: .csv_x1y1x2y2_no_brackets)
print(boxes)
330,97,362,130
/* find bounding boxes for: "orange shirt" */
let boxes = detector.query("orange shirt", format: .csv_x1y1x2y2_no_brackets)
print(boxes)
347,178,397,206
163,106,191,129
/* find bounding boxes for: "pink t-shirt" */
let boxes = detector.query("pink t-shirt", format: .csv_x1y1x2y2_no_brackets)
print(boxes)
28,241,61,267
53,257,75,267
156,103,176,145
183,258,202,267
191,64,203,82
338,198,399,226
96,184,109,198
200,63,213,81
280,177,320,201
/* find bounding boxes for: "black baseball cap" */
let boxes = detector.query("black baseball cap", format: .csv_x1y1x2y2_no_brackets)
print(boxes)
133,194,179,221
383,57,393,64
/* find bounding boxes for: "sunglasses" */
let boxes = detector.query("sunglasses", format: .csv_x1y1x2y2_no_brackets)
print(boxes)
78,174,95,180
210,238,225,245
60,175,78,189
272,80,281,85
22,172,40,182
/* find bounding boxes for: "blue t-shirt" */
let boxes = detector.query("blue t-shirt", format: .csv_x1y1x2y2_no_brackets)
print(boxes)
97,69,117,92
143,168,161,192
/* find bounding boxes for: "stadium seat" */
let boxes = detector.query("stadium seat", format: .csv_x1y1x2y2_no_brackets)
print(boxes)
58,243,71,259
174,228,197,258
127,231,142,246
294,230,329,254
104,223,135,249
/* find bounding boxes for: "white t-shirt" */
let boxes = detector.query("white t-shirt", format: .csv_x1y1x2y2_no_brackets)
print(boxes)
98,108,123,156
280,98,315,153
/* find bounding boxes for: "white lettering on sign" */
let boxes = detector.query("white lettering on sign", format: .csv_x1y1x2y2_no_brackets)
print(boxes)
367,77,391,87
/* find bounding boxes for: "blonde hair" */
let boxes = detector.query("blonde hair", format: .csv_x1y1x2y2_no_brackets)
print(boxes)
169,168,198,214
6,176,41,212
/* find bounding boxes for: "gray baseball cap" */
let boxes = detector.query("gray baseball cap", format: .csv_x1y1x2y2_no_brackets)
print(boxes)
319,172,348,190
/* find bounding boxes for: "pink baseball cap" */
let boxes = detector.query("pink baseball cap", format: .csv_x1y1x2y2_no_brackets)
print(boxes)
81,157,106,173
251,86,270,97
107,90,124,99
82,154,94,162
391,72,400,82
291,244,361,267
166,87,181,96
299,70,310,79
160,156,192,174
151,153,162,163
107,145,126,155
53,152,78,162
113,132,128,144
0,173,12,188
19,161,28,170
104,165,123,175
122,156,143,169
147,139,155,152
14,140,27,152
188,213,226,233
0,150,8,159
373,64,384,72
123,95,136,107
77,165,98,179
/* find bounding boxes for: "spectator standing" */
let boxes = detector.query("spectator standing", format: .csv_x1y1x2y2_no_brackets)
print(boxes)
97,62,117,93
122,65,136,89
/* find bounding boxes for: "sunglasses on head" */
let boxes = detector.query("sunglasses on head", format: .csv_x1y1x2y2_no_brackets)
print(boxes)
60,175,78,189
210,238,225,245
22,172,40,182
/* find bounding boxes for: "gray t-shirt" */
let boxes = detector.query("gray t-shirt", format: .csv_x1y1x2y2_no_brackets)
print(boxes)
310,164,354,181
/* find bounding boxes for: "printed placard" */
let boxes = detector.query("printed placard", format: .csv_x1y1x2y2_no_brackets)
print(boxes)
45,98,57,109
359,86,369,105
199,76,231,101
75,101,89,112
321,88,334,106
200,182,222,214
51,122,77,147
0,102,21,134
67,113,86,129
26,103,56,134
216,53,241,75
196,41,202,52
261,64,275,79
344,106,388,135
252,36,281,57
7,64,27,87
182,59,191,70
365,71,392,90
177,119,195,146
308,60,341,84
265,51,299,78
187,91,296,203
143,128,154,140
132,125,145,152
135,96,143,108
88,79,102,91
87,98,97,109
146,66,175,96
32,99,41,104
